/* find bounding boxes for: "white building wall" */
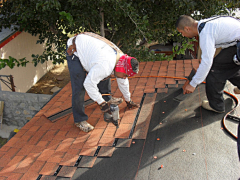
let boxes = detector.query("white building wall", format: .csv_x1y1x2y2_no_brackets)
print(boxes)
0,31,54,92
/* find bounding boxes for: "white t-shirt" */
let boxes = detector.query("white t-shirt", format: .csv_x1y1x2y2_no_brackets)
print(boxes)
67,34,131,104
190,16,240,87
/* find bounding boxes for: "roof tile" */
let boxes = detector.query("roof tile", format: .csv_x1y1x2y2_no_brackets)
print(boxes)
79,147,98,156
47,151,65,163
57,166,77,178
59,148,81,166
116,139,132,148
40,175,57,180
55,138,74,152
20,171,39,180
0,60,198,179
97,146,115,157
78,156,97,168
98,137,115,147
114,124,132,138
39,162,59,176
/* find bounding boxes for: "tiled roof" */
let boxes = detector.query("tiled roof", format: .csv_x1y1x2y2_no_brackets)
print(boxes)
0,60,200,179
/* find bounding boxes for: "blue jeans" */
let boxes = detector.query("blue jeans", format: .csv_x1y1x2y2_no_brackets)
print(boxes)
66,50,111,123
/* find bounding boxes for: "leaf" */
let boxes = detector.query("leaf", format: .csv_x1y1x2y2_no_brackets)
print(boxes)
0,0,237,68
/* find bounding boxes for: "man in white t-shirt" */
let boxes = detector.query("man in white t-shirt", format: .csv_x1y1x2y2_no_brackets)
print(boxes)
66,32,139,132
176,15,240,113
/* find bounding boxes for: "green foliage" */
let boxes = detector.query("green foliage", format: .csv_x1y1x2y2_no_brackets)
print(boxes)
0,56,29,70
126,37,196,62
0,137,7,148
59,11,74,26
0,0,239,69
126,45,166,62
170,38,197,60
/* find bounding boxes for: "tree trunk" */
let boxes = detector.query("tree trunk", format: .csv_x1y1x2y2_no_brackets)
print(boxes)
100,7,105,37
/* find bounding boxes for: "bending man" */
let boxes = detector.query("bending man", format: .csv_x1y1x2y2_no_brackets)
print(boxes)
66,32,139,132
176,15,240,113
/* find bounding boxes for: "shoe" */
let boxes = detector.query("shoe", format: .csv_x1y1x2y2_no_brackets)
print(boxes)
201,100,224,113
75,121,94,132
107,97,123,105
234,87,240,94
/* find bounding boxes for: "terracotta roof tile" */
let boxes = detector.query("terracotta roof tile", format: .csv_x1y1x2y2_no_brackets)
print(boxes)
97,146,115,157
47,151,65,163
114,123,132,138
40,175,57,180
116,138,132,148
37,149,55,162
20,171,39,180
13,129,27,138
59,149,81,166
98,137,115,147
1,172,23,180
16,145,34,156
0,60,201,179
101,126,117,139
57,166,77,178
59,154,79,166
79,147,98,156
27,160,45,173
133,93,157,139
94,118,108,129
0,157,12,168
55,138,74,152
78,156,97,168
14,153,39,173
82,129,105,148
0,152,5,160
39,162,59,176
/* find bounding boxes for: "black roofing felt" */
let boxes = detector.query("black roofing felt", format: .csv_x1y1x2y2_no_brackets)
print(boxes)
71,84,240,180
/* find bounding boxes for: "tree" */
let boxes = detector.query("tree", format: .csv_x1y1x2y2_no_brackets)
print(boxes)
0,0,239,69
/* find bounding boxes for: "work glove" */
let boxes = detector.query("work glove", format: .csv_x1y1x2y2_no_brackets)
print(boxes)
126,99,139,109
99,102,111,114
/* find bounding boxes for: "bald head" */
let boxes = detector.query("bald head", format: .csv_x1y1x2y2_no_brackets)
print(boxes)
176,15,195,30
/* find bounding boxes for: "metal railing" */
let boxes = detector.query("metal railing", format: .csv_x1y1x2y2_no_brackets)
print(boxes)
0,75,15,92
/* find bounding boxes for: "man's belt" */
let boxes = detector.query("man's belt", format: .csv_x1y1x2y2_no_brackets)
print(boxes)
67,34,122,65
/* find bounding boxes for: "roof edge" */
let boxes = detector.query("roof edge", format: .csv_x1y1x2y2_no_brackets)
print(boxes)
0,31,22,49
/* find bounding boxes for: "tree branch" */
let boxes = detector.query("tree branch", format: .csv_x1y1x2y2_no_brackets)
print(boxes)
116,1,147,41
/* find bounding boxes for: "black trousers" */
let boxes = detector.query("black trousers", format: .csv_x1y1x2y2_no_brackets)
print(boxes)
206,46,240,112
238,122,240,161
66,51,111,123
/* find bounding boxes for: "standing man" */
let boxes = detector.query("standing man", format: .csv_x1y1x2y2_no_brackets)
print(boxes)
176,15,240,113
66,32,139,132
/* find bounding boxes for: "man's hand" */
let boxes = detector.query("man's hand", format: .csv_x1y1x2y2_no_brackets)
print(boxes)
183,84,196,94
126,100,139,109
99,102,111,113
